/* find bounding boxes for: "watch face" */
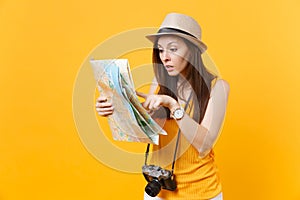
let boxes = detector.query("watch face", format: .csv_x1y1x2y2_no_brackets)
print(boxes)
174,108,184,119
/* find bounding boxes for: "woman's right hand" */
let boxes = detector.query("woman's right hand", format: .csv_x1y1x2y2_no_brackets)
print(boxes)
95,96,114,116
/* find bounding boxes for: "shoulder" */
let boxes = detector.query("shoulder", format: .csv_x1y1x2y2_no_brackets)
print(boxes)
214,79,230,91
211,79,230,97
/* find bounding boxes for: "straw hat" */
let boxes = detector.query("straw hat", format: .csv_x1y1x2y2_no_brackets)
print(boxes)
146,13,207,53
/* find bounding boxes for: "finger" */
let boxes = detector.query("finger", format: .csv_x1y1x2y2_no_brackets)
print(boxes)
148,98,156,110
96,106,114,112
152,100,161,110
136,91,148,99
97,108,114,116
148,98,161,110
98,111,113,116
96,102,113,108
142,97,152,110
97,96,108,103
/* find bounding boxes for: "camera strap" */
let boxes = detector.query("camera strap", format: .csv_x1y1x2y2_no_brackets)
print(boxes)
144,93,193,175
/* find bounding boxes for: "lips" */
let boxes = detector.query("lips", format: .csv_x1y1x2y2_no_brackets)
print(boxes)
165,65,175,72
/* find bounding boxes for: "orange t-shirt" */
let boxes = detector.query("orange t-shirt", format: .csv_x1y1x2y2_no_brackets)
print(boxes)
151,105,222,199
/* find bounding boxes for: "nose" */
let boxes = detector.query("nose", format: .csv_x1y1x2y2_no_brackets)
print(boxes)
161,51,171,62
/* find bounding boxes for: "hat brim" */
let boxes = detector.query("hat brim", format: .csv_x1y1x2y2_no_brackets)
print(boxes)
146,32,207,53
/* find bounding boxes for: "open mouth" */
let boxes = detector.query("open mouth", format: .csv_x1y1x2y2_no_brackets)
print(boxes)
165,65,175,72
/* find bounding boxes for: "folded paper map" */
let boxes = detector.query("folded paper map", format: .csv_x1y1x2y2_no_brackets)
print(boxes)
90,59,166,144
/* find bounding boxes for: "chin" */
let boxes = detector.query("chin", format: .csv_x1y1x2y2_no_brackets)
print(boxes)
167,71,179,76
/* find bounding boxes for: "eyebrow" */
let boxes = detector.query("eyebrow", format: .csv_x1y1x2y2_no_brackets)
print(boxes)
157,41,179,48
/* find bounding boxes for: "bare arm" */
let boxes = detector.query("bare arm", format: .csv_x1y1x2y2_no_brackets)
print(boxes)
137,79,230,157
176,79,230,157
148,77,158,95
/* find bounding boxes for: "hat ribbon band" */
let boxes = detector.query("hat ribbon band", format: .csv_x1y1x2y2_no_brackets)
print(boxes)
158,28,197,39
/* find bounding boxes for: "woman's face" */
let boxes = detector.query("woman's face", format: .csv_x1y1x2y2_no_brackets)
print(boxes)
157,35,190,77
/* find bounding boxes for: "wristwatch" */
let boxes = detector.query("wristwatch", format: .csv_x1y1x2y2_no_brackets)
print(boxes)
172,107,184,120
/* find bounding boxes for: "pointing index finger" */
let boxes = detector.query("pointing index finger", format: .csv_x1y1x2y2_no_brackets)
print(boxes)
135,91,148,99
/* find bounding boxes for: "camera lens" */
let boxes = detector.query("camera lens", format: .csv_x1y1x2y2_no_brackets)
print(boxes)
145,179,162,197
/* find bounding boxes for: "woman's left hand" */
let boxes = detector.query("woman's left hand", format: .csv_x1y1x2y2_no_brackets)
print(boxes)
136,91,179,112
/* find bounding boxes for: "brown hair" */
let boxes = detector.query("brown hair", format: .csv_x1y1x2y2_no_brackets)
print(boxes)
152,36,216,124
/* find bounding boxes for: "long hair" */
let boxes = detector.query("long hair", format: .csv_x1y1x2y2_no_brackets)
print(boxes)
152,36,216,124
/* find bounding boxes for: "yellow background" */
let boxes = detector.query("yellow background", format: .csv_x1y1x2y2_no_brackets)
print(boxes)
1,0,300,199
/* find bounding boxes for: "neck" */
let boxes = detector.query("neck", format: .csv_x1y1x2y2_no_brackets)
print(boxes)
177,76,192,102
177,74,187,85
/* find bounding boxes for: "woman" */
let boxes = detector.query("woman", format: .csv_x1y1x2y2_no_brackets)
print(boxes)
96,13,229,200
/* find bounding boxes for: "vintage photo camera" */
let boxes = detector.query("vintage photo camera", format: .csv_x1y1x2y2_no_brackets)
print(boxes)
142,164,177,197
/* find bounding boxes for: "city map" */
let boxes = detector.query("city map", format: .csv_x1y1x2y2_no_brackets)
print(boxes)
90,59,166,144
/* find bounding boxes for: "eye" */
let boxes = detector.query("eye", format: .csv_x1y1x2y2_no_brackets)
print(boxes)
158,48,164,53
169,47,177,52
